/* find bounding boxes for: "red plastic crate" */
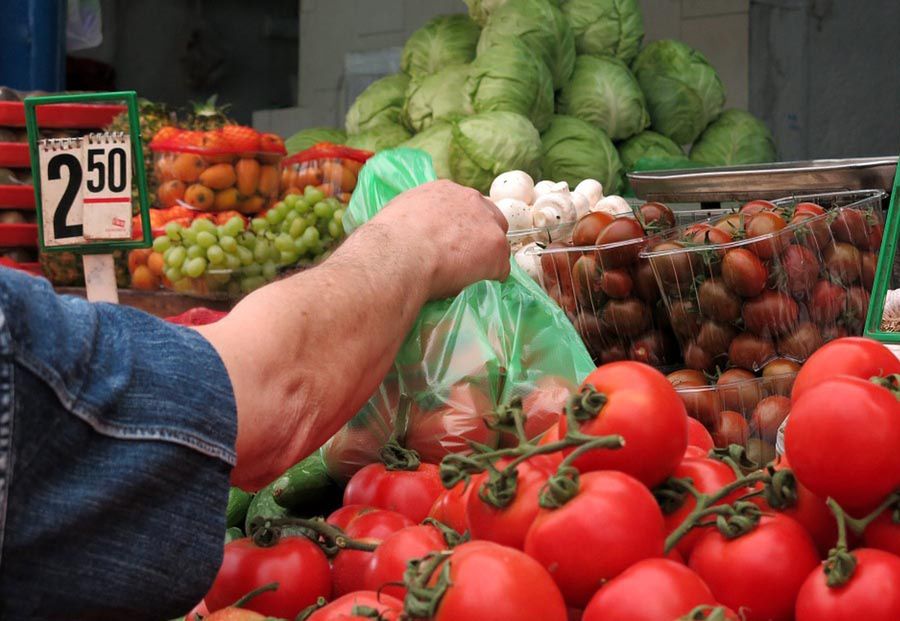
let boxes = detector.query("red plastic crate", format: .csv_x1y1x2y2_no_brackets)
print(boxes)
0,101,125,128
0,142,29,167
0,258,41,276
0,223,37,247
0,185,34,209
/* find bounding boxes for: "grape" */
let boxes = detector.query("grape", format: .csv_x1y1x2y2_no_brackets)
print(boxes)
280,250,299,265
242,263,262,277
289,218,305,238
304,186,325,204
239,232,256,248
302,227,320,245
266,208,285,226
268,244,281,262
152,235,172,253
262,261,277,281
332,208,345,223
166,246,186,268
225,254,242,271
314,201,332,219
187,245,205,260
196,231,217,249
207,245,226,265
165,222,181,241
253,240,271,263
219,235,238,253
165,266,183,282
217,225,226,237
285,194,300,208
252,218,270,234
185,257,208,278
274,233,294,253
181,229,198,245
294,199,312,215
283,210,299,225
236,246,254,266
224,216,245,238
293,238,309,254
241,276,265,293
194,218,217,234
328,220,341,238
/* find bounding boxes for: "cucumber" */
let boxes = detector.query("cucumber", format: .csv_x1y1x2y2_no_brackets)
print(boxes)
271,452,342,515
226,487,253,528
244,480,289,533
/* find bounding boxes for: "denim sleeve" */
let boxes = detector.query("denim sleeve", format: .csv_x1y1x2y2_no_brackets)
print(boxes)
0,269,238,621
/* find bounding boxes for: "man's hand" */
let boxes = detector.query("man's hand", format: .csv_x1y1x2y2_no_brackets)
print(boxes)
198,180,511,489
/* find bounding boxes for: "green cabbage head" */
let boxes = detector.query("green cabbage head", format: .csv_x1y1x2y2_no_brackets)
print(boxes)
541,115,623,194
285,127,346,155
344,123,412,152
632,40,726,145
689,109,777,166
560,0,644,64
402,65,472,133
467,39,554,132
450,111,542,193
558,54,649,141
618,130,684,171
345,73,410,135
401,14,480,79
464,0,562,26
401,121,455,179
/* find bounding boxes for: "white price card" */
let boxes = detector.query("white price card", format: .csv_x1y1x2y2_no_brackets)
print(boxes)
37,132,133,247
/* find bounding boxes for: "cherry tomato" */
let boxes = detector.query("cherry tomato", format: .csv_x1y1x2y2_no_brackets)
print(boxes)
684,341,715,372
332,510,414,596
824,242,862,284
572,253,604,308
638,202,676,231
710,410,749,447
716,368,760,413
714,213,745,237
742,290,799,336
560,362,688,487
670,299,703,339
574,311,606,353
761,358,800,394
794,202,825,216
861,251,878,290
750,395,791,442
696,321,736,357
777,321,823,361
862,510,900,557
427,480,473,534
632,260,661,304
686,416,715,450
344,462,444,524
600,268,633,299
525,471,665,607
668,369,720,426
795,548,900,621
786,375,900,513
595,218,646,268
721,248,767,298
746,437,776,466
791,211,832,252
728,333,776,371
599,342,629,364
740,199,777,216
629,330,672,367
541,242,577,296
780,244,820,295
689,514,819,621
843,286,871,331
205,537,332,618
688,224,733,249
306,591,403,621
830,208,870,248
572,211,615,247
601,298,651,338
791,337,900,403
406,383,497,464
697,278,741,323
864,221,884,252
651,242,700,287
745,211,787,259
366,525,449,599
808,279,847,325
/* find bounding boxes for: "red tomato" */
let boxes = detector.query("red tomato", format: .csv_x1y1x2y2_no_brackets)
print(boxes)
327,505,375,531
863,511,900,556
205,537,332,618
406,383,497,463
668,369,720,426
686,416,715,451
721,248,767,298
689,515,820,621
466,458,556,549
559,362,688,487
749,395,791,442
204,609,267,621
766,456,837,557
422,541,567,620
427,481,473,535
524,471,665,607
500,376,575,447
306,591,402,621
332,510,414,596
791,337,900,403
344,462,444,523
785,376,900,512
683,445,708,459
664,457,740,559
366,525,449,599
582,559,717,621
185,600,209,621
710,410,749,448
715,368,760,413
795,548,900,621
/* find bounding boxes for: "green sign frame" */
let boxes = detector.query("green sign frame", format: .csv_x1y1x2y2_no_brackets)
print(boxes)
24,90,152,254
864,157,900,342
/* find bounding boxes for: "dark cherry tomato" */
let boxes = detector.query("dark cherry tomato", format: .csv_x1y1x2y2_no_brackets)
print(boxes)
747,437,776,466
721,248,767,297
650,242,701,287
777,322,823,361
860,251,877,290
844,286,871,331
821,324,850,342
740,199,777,215
599,343,628,364
541,242,576,296
601,298,651,338
761,358,800,395
809,280,847,325
742,290,799,336
669,299,702,339
629,331,670,367
728,333,776,371
572,254,604,309
710,410,750,447
638,202,676,231
696,321,736,357
745,211,788,259
600,268,633,299
684,341,714,371
791,211,832,252
793,202,825,216
573,211,615,246
750,395,791,442
668,369,720,426
632,260,661,304
824,242,862,284
596,218,646,268
697,278,741,323
716,368,760,413
830,208,869,248
864,221,883,252
780,244,820,295
574,312,607,353
714,213,745,237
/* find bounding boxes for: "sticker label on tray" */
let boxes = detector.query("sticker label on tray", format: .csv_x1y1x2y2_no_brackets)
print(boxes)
37,132,132,246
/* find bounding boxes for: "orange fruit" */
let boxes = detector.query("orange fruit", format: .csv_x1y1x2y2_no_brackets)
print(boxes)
322,160,357,193
157,180,186,208
281,167,295,189
315,183,334,197
128,248,152,273
199,163,237,190
338,192,352,204
257,165,280,197
295,166,323,189
131,265,159,290
237,195,265,215
172,153,205,183
235,158,261,195
284,186,302,197
214,211,246,226
184,184,215,210
214,188,239,211
343,158,364,175
155,156,177,181
147,252,166,276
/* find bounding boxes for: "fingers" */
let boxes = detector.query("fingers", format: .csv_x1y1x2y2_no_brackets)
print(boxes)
480,193,509,234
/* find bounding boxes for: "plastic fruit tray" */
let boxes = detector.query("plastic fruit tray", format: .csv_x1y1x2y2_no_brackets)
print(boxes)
0,185,35,209
0,142,29,167
0,223,38,247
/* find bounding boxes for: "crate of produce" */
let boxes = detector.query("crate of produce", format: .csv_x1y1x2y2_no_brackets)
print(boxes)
641,190,886,372
149,126,285,214
0,142,29,168
0,99,125,128
280,142,372,204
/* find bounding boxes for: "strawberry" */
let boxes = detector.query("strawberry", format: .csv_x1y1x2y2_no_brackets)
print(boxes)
259,132,286,153
221,125,261,152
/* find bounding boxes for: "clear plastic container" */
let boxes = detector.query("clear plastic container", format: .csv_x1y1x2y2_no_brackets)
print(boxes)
149,126,286,214
280,142,372,204
641,190,885,372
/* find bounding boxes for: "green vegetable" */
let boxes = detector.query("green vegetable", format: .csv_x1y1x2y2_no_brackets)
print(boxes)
285,127,346,155
224,527,244,544
401,121,455,179
271,452,341,514
465,0,562,26
450,111,542,193
632,39,726,145
345,73,410,135
557,54,649,140
401,14,480,79
477,0,576,90
402,64,472,133
541,115,623,194
689,109,777,166
244,481,288,533
226,487,253,529
467,39,554,132
560,0,644,63
618,130,684,171
345,123,412,152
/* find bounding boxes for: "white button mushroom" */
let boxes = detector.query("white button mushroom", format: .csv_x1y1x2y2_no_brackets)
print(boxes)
495,197,534,231
593,195,633,217
571,191,591,220
533,204,563,228
514,242,543,282
534,180,570,199
574,179,604,207
490,171,535,205
533,193,576,224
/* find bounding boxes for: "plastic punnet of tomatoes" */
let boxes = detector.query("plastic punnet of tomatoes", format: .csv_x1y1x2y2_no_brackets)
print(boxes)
280,142,372,205
641,190,885,373
149,125,285,214
321,149,596,482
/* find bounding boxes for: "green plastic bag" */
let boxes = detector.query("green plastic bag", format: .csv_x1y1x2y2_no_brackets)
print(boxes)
323,148,595,481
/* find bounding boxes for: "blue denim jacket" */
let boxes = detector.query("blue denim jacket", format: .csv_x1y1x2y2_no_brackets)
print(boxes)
0,268,237,620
